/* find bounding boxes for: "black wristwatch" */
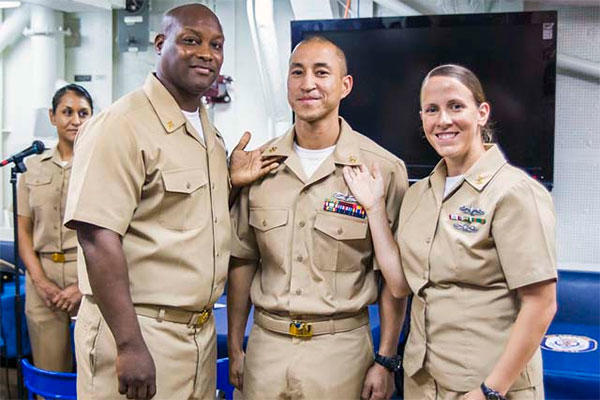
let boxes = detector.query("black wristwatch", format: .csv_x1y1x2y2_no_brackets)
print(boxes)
374,353,402,373
480,382,506,400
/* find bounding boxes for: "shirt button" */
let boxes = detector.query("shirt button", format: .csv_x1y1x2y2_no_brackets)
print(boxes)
298,221,305,228
262,220,267,227
211,183,216,190
296,255,303,262
337,227,343,235
295,288,302,295
425,237,431,244
186,182,191,189
53,226,58,230
214,217,218,224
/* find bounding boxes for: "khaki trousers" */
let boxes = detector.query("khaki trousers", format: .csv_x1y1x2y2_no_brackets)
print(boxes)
404,369,544,400
243,323,374,400
25,258,77,372
75,296,217,400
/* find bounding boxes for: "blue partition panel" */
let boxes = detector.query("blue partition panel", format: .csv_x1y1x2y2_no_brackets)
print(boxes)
0,280,31,358
542,270,600,400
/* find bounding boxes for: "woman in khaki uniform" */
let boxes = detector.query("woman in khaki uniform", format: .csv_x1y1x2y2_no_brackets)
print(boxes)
343,65,557,400
17,84,93,371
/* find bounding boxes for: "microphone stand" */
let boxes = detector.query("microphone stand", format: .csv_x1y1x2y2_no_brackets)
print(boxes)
6,158,26,400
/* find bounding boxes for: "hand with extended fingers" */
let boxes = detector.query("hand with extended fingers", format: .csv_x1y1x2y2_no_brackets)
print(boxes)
229,131,283,187
342,163,386,212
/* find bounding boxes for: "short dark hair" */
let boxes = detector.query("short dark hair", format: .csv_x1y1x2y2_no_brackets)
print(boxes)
51,84,94,114
293,35,348,76
422,64,494,142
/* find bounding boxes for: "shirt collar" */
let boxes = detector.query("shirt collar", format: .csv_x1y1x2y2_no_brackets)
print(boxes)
463,144,507,191
429,144,507,192
332,117,362,166
143,73,187,134
261,117,362,167
39,148,53,162
39,146,72,168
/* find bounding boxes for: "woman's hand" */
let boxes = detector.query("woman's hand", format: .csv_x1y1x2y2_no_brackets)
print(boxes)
52,283,83,314
32,277,62,309
342,163,385,212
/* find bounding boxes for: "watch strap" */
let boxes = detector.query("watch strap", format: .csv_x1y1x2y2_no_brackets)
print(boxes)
374,353,402,373
480,382,506,400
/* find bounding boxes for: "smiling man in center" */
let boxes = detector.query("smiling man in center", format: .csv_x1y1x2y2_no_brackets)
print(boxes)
228,36,409,400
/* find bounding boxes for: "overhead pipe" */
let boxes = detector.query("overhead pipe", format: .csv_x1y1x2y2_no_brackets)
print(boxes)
26,5,63,109
246,0,275,139
0,4,30,55
557,54,600,81
254,0,289,137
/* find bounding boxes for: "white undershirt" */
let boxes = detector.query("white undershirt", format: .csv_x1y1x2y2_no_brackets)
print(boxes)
181,109,205,144
293,142,336,179
444,174,464,198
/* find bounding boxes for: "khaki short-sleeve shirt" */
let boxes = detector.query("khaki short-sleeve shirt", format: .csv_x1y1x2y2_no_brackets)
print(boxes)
231,118,408,316
18,147,76,253
64,73,230,311
398,144,557,392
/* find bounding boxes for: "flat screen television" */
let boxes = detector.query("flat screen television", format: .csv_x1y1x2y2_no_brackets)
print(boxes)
291,11,557,189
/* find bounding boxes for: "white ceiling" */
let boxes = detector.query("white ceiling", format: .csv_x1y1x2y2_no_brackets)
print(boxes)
21,0,124,12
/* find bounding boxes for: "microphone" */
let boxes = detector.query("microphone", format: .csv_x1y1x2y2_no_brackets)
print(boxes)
0,140,46,166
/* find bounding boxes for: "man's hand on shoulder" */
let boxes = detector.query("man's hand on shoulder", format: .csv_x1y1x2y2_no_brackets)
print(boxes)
229,131,283,187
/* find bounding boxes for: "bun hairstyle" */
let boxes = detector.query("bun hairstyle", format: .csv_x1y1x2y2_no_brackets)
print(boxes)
422,64,494,143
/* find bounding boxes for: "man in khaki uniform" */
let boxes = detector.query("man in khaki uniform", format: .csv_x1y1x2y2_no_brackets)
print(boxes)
397,144,557,399
65,5,277,399
228,36,409,400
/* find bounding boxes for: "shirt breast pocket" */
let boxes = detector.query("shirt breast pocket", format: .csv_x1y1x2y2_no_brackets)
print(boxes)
452,225,497,283
25,174,53,208
313,211,370,272
249,208,288,267
159,168,209,230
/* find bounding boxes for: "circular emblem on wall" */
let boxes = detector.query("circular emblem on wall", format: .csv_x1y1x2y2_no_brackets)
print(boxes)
541,334,598,353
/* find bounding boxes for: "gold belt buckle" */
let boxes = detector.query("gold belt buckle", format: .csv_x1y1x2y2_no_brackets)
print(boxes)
194,310,211,327
289,320,313,338
51,252,65,263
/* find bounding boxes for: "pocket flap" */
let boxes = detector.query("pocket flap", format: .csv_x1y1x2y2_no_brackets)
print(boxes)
249,208,288,232
25,174,52,185
314,211,368,240
162,168,208,194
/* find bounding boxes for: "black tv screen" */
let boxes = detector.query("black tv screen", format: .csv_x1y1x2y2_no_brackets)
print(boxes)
291,11,557,189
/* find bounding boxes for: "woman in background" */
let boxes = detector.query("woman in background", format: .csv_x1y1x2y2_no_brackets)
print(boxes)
343,64,556,399
17,84,93,371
